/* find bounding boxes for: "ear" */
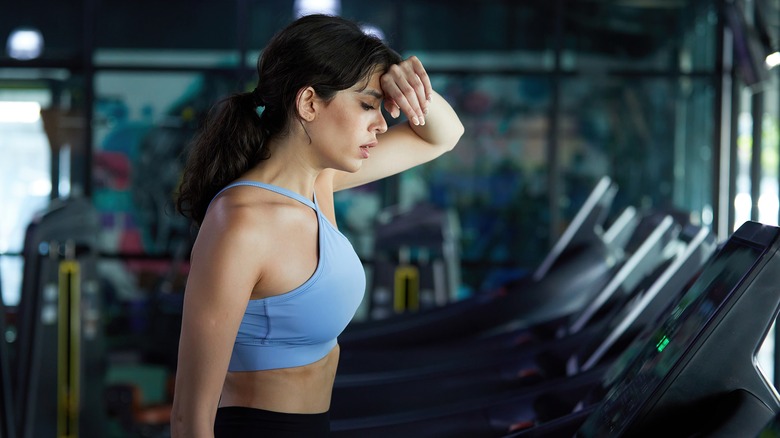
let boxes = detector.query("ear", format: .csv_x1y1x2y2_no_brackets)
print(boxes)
296,86,318,122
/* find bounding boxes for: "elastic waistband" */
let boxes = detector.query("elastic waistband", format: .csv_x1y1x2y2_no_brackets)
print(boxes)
216,406,330,419
215,406,331,437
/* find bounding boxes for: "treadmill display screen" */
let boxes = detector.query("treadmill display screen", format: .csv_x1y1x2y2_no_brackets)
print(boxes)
577,238,764,437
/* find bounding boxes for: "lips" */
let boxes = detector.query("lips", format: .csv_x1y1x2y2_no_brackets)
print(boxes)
359,141,377,159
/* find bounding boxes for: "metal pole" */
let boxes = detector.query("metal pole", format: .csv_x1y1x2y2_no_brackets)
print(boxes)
80,0,96,198
714,0,734,241
751,91,763,222
547,0,563,246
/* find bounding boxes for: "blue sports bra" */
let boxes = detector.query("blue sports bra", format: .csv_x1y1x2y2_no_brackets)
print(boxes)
211,181,366,371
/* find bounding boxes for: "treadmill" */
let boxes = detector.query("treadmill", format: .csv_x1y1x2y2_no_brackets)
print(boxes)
570,220,780,437
333,212,681,385
339,177,624,349
753,409,780,437
13,197,106,438
506,220,780,437
329,223,714,434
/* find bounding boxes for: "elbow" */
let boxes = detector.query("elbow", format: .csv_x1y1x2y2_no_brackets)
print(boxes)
444,120,465,152
454,120,465,146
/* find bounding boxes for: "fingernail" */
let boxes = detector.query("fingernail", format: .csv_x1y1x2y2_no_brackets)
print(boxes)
412,116,420,125
420,117,425,126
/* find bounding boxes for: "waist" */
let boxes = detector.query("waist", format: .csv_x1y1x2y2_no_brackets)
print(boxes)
220,345,340,414
214,407,330,437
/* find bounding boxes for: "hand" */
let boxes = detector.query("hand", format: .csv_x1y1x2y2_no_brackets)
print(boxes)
380,56,432,126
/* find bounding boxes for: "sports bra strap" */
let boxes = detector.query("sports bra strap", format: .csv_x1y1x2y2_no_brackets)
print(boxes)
213,181,316,210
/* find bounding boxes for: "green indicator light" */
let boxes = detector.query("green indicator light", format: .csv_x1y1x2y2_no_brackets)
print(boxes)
656,336,670,352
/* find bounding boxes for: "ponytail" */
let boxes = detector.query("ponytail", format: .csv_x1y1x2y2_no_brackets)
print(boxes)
176,91,269,226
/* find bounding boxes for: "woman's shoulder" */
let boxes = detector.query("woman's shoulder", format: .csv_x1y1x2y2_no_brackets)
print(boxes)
205,185,319,240
191,189,302,269
206,186,266,224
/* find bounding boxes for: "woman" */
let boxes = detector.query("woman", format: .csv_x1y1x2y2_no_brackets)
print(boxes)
171,13,464,437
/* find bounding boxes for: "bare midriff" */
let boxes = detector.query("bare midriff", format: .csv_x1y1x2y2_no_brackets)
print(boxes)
218,344,340,414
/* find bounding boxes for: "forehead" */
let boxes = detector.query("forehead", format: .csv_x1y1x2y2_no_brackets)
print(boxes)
349,70,383,94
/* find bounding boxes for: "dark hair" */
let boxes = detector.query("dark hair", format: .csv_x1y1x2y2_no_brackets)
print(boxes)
176,14,402,226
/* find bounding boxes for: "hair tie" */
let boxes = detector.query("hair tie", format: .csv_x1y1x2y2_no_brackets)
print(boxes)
251,87,266,118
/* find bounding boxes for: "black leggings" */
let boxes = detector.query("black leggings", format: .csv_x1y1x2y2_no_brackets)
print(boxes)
214,406,331,437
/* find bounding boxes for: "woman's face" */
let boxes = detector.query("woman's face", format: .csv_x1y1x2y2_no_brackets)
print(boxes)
308,71,388,173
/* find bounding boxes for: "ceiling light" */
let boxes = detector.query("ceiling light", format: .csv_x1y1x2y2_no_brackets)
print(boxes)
6,27,44,60
294,0,341,18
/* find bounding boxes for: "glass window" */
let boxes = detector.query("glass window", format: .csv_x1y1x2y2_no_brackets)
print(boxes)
1,0,726,316
94,70,238,257
735,88,754,229
95,0,238,50
562,0,716,72
247,0,298,50
759,73,779,227
399,1,510,51
673,77,716,227
392,73,552,293
390,0,554,71
341,0,400,46
559,75,714,227
733,75,780,229
0,86,52,306
678,0,718,72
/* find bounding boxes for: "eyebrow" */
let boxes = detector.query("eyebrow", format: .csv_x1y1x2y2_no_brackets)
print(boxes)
361,89,383,99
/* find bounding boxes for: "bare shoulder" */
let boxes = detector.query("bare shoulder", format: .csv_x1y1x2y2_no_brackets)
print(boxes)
196,185,320,257
193,185,321,298
199,189,271,244
191,188,289,275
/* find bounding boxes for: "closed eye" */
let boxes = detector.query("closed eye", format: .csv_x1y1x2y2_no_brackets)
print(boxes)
361,102,377,111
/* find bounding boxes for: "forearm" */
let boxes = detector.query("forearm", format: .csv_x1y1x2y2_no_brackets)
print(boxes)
170,304,238,437
407,90,464,150
170,405,215,438
171,365,221,438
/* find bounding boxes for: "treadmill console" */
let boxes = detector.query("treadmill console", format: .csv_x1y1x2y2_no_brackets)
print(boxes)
577,221,780,437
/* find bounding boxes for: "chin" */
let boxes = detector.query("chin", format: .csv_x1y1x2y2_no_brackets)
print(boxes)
343,159,364,173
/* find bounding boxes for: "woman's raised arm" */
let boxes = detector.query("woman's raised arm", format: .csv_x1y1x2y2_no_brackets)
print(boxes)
332,56,464,191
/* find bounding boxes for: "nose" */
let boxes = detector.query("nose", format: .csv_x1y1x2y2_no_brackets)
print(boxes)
373,111,388,134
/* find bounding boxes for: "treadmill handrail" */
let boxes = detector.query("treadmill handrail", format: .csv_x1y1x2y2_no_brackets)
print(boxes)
568,215,676,334
533,176,616,281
